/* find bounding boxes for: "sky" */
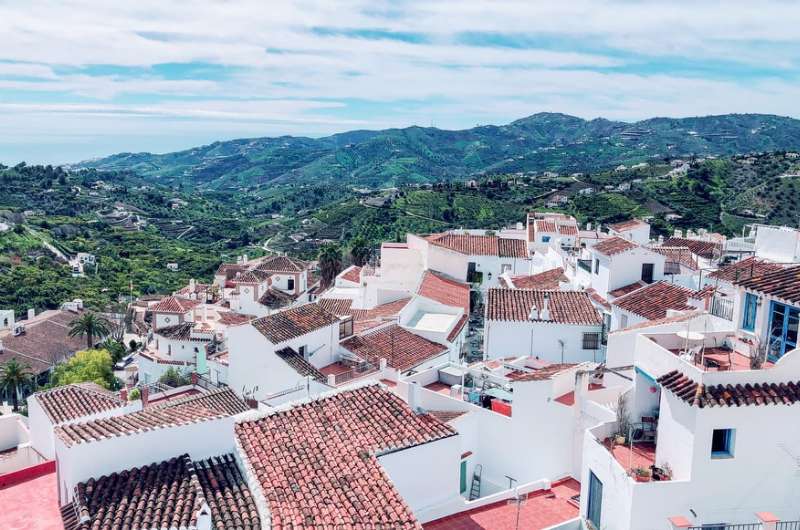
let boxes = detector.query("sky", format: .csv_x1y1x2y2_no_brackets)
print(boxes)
2,1,800,165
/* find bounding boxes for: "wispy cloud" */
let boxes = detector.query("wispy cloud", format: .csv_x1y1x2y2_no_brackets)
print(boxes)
0,0,799,163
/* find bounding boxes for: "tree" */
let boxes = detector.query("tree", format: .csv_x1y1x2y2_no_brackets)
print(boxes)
159,367,191,388
0,359,33,411
349,236,371,267
318,243,342,287
101,338,127,364
69,312,112,349
50,349,119,390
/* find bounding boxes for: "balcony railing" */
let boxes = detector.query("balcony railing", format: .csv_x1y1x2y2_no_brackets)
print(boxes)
688,521,800,530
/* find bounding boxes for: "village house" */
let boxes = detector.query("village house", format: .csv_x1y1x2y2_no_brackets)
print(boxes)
607,219,651,245
527,211,580,249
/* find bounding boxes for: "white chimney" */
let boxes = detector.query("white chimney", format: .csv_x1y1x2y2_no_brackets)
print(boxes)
658,235,664,245
529,304,539,321
586,222,592,231
516,222,523,230
196,502,212,530
407,381,420,413
540,293,551,321
27,308,35,320
0,339,4,352
189,278,196,291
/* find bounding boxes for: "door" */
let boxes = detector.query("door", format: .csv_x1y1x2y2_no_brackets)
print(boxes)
768,301,800,360
460,460,468,494
641,263,654,283
587,471,603,529
287,278,295,291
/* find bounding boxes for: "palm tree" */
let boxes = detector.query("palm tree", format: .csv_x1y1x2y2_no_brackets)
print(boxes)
0,359,33,411
318,244,343,288
69,311,112,350
349,236,371,267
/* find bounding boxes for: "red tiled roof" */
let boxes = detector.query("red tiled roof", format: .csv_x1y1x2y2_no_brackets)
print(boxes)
536,219,557,232
341,325,448,371
427,233,527,258
155,322,201,341
254,255,307,273
56,403,228,447
215,263,246,277
340,265,362,283
504,268,567,290
67,453,260,530
609,219,647,232
736,264,800,303
592,236,638,256
506,363,577,382
218,311,255,326
153,387,250,416
585,288,611,310
252,304,339,343
662,237,721,259
709,256,784,283
233,269,272,284
426,410,466,423
275,346,325,382
657,369,800,408
447,314,469,342
417,270,470,312
151,296,201,314
235,384,455,530
33,383,126,424
0,309,86,374
258,287,298,309
608,281,647,299
651,246,700,271
558,223,578,236
350,298,411,333
318,298,354,315
612,281,694,320
486,289,601,325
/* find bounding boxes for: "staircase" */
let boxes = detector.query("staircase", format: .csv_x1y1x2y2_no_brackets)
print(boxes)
469,464,482,500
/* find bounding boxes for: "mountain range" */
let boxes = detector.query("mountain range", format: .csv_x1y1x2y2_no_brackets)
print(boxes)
76,113,800,189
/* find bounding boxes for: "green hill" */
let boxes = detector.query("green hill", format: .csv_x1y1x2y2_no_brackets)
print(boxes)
76,113,800,189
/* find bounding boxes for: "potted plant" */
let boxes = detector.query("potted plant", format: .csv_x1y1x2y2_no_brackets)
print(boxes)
615,433,626,446
633,467,652,482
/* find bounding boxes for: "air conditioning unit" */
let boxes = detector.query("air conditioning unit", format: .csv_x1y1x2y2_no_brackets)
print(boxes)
13,323,25,336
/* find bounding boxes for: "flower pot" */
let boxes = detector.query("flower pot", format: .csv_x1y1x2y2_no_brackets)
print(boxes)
615,436,626,445
634,474,651,482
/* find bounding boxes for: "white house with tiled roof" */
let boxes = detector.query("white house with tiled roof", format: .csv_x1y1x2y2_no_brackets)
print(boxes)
581,312,800,530
610,281,705,331
27,383,137,460
608,218,651,245
483,289,604,363
527,211,580,249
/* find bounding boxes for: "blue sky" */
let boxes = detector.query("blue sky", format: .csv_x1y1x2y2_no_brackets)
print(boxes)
1,0,800,164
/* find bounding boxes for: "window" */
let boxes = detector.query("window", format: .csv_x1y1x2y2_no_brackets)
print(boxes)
339,318,353,339
711,428,735,458
501,264,512,274
619,314,629,329
287,278,295,291
298,345,308,359
542,235,551,243
586,471,603,529
742,293,758,332
583,332,600,350
641,263,654,284
593,259,600,275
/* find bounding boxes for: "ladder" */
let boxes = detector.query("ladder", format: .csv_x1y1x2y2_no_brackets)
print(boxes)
469,464,482,500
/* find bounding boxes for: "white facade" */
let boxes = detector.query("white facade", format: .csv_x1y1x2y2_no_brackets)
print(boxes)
588,246,666,301
483,319,604,363
754,225,800,263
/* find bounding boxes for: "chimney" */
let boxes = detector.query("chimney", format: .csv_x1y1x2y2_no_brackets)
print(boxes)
540,293,551,321
529,304,539,321
189,278,196,291
407,381,420,413
119,388,128,401
658,235,664,245
586,222,592,231
196,502,212,530
27,308,35,320
141,387,149,407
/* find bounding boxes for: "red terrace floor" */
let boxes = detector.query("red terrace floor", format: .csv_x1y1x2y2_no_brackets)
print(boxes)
147,388,202,405
0,471,62,530
424,478,580,530
603,439,656,473
319,361,353,377
425,382,452,395
554,384,605,406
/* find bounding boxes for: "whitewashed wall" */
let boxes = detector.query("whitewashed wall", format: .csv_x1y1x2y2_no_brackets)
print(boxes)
484,320,604,363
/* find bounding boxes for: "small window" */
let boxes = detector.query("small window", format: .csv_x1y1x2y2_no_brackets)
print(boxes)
742,293,758,332
542,235,551,243
339,318,353,339
583,332,600,350
619,314,629,329
593,259,600,275
287,278,295,291
711,428,735,458
298,345,308,359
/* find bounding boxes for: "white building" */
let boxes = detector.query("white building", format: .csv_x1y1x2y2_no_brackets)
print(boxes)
610,281,707,331
527,211,580,249
484,289,604,363
607,219,651,245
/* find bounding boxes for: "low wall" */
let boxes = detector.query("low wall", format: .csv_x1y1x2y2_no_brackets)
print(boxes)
0,459,55,489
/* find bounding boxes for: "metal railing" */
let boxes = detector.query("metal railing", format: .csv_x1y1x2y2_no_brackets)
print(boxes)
688,524,761,530
578,259,592,273
710,296,735,321
332,362,378,385
778,522,800,530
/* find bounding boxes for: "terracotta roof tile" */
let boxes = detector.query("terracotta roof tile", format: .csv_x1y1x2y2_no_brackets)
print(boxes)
612,281,695,320
341,325,448,371
592,236,638,256
736,264,800,303
651,246,700,271
33,383,126,424
254,255,307,273
218,312,254,326
151,296,202,314
275,347,325,382
232,269,272,284
234,384,455,530
0,309,86,374
657,369,800,408
447,314,469,342
258,287,298,309
503,267,567,290
67,453,261,530
486,289,601,325
608,281,647,299
427,233,527,258
318,298,354,315
252,304,339,343
153,387,250,416
417,271,470,312
340,265,362,283
426,410,466,423
662,237,722,259
709,256,784,283
609,219,647,232
155,322,201,341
